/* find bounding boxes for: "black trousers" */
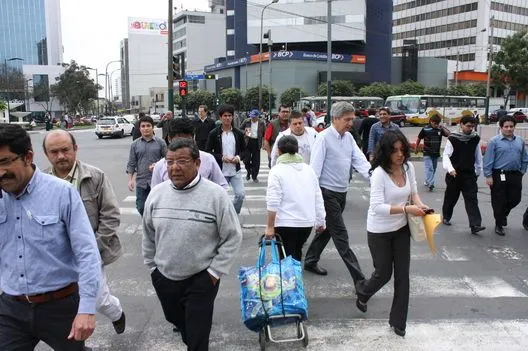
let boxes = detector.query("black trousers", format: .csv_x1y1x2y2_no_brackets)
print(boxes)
442,172,482,227
0,291,84,350
275,226,312,261
151,269,219,351
491,170,523,226
356,225,411,331
304,188,365,283
244,138,261,180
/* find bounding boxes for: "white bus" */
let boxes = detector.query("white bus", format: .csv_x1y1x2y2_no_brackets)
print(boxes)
296,96,384,116
385,95,486,126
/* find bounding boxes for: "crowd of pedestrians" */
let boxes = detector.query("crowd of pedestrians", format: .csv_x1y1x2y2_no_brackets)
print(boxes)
1,100,528,351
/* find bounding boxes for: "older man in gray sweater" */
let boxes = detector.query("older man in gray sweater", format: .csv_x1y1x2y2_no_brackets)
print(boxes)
142,138,242,351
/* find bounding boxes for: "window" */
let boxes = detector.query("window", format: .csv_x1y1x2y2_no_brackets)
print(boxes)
32,74,49,102
188,15,205,24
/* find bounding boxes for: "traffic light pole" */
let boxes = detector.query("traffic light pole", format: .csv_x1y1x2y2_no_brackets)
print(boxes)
167,0,174,113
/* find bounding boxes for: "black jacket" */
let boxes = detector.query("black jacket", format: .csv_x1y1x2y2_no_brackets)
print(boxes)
191,117,217,150
205,126,246,172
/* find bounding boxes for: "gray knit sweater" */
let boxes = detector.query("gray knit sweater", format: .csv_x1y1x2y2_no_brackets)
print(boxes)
142,177,242,281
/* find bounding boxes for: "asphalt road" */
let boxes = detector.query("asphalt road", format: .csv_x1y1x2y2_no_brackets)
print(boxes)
29,127,528,351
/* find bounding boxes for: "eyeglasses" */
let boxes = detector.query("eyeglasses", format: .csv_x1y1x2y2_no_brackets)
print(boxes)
0,155,22,168
166,159,194,167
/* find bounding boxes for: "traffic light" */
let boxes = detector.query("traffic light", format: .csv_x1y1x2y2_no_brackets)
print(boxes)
178,80,188,97
172,55,181,79
205,74,216,80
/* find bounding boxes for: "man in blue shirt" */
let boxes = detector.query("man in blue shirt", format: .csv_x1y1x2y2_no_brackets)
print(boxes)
483,115,528,236
0,124,101,350
367,107,400,160
304,102,371,283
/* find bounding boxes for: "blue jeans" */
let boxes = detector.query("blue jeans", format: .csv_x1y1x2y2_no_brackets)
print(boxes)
224,172,245,214
136,185,151,216
423,156,439,187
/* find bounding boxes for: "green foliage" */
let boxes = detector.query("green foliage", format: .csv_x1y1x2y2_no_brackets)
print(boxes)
393,80,425,95
244,86,276,111
280,87,308,108
0,99,6,111
186,89,215,112
50,60,101,114
424,86,448,95
358,82,393,100
447,83,487,97
317,80,356,96
219,88,244,110
492,30,528,94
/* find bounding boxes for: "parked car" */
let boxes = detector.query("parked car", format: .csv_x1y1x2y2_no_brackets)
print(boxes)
95,116,134,139
150,114,161,124
390,111,406,127
489,109,526,123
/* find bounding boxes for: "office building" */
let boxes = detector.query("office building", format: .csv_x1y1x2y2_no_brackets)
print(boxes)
173,10,226,75
0,0,64,122
121,17,168,112
392,0,528,86
203,0,392,100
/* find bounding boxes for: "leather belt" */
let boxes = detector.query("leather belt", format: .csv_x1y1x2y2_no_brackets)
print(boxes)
12,283,78,304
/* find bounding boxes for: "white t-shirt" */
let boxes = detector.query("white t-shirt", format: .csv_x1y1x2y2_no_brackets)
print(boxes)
367,162,418,233
270,127,318,167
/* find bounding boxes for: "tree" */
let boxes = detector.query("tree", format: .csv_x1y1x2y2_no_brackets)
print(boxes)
492,30,528,105
0,99,6,112
280,87,307,108
186,89,215,112
424,86,448,95
219,88,244,110
50,60,101,114
244,86,276,112
358,82,393,100
0,64,25,101
317,80,356,96
393,80,425,95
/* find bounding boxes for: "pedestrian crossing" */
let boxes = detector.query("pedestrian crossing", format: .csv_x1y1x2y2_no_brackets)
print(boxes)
56,160,528,350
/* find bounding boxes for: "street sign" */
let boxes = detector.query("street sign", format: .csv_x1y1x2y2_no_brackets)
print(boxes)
184,74,204,80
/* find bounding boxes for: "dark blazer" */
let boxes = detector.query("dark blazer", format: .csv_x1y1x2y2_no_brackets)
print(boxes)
205,126,246,172
240,117,266,148
191,116,217,150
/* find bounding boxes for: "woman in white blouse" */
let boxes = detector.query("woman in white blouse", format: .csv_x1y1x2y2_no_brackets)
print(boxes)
355,130,430,337
265,135,326,261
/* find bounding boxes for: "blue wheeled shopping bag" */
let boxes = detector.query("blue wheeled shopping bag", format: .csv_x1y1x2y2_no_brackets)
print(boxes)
239,238,308,332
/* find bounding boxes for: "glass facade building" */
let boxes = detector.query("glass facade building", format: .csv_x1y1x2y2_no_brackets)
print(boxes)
0,0,48,66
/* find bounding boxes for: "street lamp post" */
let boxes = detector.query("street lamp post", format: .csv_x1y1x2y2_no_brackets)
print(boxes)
3,57,24,123
259,0,279,112
108,68,121,114
268,37,273,114
484,16,495,125
104,60,122,115
86,67,101,116
25,78,32,113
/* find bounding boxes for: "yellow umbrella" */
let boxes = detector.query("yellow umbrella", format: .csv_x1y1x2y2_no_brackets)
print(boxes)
424,214,442,254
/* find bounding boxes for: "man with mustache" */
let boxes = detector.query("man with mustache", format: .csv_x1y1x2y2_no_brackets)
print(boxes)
43,130,126,334
0,124,100,350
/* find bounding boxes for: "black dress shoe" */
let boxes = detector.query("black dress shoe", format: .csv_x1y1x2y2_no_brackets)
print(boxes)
304,264,327,276
442,219,452,226
495,225,505,236
355,298,367,313
390,324,406,337
470,226,486,235
112,312,126,334
246,174,251,181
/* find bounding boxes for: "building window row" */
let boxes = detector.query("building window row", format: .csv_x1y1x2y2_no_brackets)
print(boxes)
491,19,528,32
393,2,478,26
392,36,477,54
393,19,477,41
174,28,186,39
491,2,528,16
174,39,186,49
394,0,451,12
188,15,205,24
304,15,346,25
442,53,476,62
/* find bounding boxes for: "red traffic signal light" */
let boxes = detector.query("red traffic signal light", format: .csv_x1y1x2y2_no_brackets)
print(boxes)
178,80,188,96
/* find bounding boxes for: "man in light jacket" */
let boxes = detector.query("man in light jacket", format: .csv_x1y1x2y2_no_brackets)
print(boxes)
43,130,126,334
270,110,318,167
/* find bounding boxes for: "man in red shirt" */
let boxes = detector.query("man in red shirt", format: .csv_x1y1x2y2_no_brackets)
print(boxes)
263,105,290,168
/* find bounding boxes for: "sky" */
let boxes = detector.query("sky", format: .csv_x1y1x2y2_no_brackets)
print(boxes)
60,0,209,96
